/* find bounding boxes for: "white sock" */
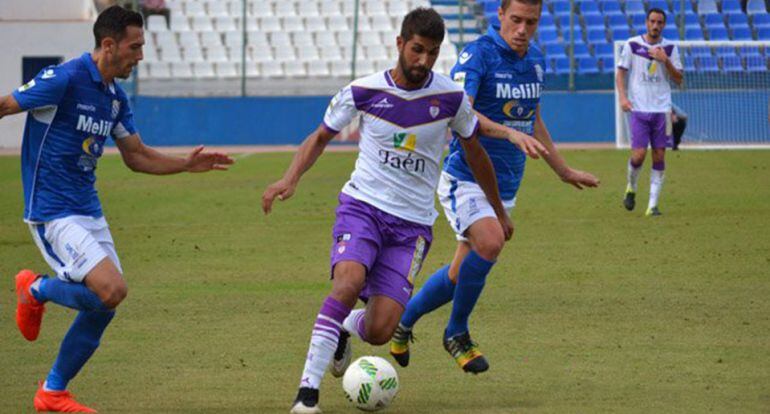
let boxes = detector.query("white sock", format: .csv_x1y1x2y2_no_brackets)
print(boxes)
298,298,349,389
649,168,665,208
627,160,642,192
342,309,366,340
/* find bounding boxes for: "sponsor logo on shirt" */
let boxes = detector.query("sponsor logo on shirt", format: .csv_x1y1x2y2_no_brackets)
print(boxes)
496,82,542,100
41,69,56,80
77,103,97,112
78,136,104,172
371,97,394,109
76,115,113,137
393,132,417,152
453,71,466,87
378,149,426,174
17,79,35,92
502,100,535,120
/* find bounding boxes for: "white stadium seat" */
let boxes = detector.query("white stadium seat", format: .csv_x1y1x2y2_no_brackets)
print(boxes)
307,60,330,77
365,45,388,60
375,59,391,72
138,61,151,79
160,46,183,62
274,46,297,62
315,31,337,47
183,45,205,62
193,62,217,78
170,13,191,32
330,60,352,77
147,15,168,32
298,2,320,17
185,1,206,17
293,32,315,47
327,15,350,32
371,15,393,32
365,2,387,17
216,62,239,78
224,30,244,48
274,1,296,17
171,61,194,78
354,60,376,76
201,31,223,48
214,16,237,32
284,62,307,77
320,1,342,17
270,32,292,47
192,16,214,31
178,31,200,48
207,1,230,18
259,16,282,32
249,47,274,63
297,45,320,61
282,16,305,32
261,61,284,77
250,0,274,17
320,45,343,60
304,16,327,32
149,62,172,78
207,47,229,63
245,61,260,77
248,31,270,47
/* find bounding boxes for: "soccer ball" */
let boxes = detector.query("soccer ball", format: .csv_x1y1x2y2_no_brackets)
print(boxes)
342,356,399,411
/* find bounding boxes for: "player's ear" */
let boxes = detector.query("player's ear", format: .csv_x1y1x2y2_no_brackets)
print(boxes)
396,36,404,52
101,37,117,54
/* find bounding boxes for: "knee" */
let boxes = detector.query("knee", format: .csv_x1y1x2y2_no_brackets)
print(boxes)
101,281,128,309
365,325,395,346
474,234,504,261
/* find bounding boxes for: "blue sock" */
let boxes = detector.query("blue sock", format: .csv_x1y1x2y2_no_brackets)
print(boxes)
400,265,455,328
445,251,495,338
46,310,115,391
33,276,109,312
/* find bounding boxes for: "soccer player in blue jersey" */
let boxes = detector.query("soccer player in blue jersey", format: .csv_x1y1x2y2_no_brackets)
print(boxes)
0,6,233,412
390,0,600,374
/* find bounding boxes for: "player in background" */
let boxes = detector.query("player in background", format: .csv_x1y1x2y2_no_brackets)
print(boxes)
671,103,687,150
261,8,510,414
0,6,233,412
390,0,600,374
617,8,683,216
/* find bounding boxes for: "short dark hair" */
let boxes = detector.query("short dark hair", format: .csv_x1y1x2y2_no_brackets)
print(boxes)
647,7,667,22
93,5,144,48
400,8,445,43
501,0,543,11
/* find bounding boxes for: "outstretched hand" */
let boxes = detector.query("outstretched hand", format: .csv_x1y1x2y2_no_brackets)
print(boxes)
561,168,600,190
262,178,297,215
508,130,549,159
184,145,235,172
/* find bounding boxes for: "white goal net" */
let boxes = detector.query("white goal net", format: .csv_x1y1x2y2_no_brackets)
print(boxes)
615,40,770,149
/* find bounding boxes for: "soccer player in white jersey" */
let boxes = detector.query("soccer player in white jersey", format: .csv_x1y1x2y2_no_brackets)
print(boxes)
0,6,233,412
261,8,511,414
617,8,683,216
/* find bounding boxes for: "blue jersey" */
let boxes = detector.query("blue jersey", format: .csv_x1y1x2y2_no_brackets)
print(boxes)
444,26,546,200
12,53,137,223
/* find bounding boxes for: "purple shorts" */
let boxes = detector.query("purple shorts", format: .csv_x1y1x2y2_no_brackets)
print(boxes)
330,193,432,308
630,111,672,149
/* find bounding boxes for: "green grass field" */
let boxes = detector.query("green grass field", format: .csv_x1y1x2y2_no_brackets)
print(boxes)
1,149,768,413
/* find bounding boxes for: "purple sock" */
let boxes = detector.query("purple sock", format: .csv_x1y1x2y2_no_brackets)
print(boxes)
652,161,665,171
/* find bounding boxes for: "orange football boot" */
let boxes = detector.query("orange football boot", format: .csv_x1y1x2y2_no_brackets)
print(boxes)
34,382,97,413
15,269,46,341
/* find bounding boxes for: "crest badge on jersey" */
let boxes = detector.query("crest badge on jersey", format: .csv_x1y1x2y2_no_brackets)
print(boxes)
18,79,36,92
111,100,120,119
453,71,466,87
429,98,440,119
535,64,544,82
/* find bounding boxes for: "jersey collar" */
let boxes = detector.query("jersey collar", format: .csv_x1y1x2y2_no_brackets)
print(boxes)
384,69,434,91
488,26,528,59
80,53,103,83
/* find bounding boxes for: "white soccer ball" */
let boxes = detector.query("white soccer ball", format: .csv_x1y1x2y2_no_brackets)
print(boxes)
342,356,399,411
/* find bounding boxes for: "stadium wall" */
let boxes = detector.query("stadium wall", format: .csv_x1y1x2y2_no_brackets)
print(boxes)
132,92,617,146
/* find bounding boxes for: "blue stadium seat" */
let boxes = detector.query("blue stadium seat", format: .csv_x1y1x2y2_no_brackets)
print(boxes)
538,28,560,44
733,27,754,40
610,27,632,41
708,27,729,40
599,1,623,16
551,1,572,16
703,13,726,29
721,0,743,16
697,56,719,72
578,57,600,74
545,43,567,58
540,14,556,27
579,2,601,16
625,1,646,16
697,0,719,15
662,26,679,39
647,0,671,13
684,55,696,71
747,0,769,15
587,27,608,43
757,27,770,39
678,12,702,30
583,14,605,29
554,57,571,74
486,13,501,28
632,21,648,34
746,56,768,71
593,42,614,58
669,1,695,14
715,46,738,58
728,14,750,29
599,56,615,73
722,56,744,72
630,13,646,27
607,14,629,29
482,0,498,13
689,46,712,58
685,27,705,40
739,46,762,56
573,43,591,58
752,14,770,29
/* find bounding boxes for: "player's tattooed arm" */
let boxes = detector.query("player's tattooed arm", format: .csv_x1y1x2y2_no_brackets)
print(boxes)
0,95,22,120
533,105,600,190
460,134,514,240
116,134,234,175
262,124,337,214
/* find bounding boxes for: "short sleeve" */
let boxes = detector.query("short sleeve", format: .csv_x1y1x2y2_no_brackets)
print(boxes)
618,41,631,70
11,66,70,111
450,42,485,100
449,92,479,139
322,86,357,134
111,91,137,140
670,45,683,71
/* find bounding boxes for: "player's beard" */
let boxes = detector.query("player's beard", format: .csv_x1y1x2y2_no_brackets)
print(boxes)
398,54,429,85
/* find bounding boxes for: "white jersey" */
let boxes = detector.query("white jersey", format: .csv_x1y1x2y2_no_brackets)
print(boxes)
618,35,683,113
323,70,479,226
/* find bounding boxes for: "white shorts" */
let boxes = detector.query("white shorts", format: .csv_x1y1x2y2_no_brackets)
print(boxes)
28,215,122,283
437,171,516,241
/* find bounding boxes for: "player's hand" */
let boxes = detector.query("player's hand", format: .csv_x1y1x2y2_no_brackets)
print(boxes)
507,130,548,159
560,168,600,190
620,97,633,112
499,214,514,241
262,178,297,214
649,47,668,63
184,145,235,172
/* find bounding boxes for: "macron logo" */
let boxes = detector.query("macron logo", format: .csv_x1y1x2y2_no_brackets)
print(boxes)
76,115,113,137
371,98,394,109
458,52,473,65
41,69,56,80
